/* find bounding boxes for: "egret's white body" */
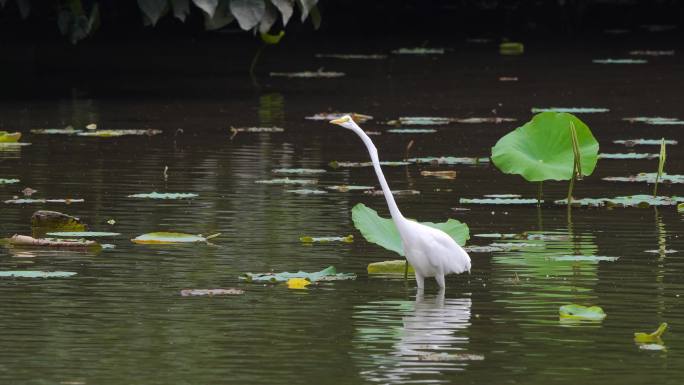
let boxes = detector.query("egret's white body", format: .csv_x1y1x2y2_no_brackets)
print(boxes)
331,115,471,289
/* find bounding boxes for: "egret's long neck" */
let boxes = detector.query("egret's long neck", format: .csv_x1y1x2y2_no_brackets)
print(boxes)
350,124,405,223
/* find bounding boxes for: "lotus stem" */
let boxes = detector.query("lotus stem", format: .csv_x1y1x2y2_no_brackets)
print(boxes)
249,44,266,86
653,138,666,197
537,182,543,205
567,122,582,207
567,173,575,206
404,260,409,280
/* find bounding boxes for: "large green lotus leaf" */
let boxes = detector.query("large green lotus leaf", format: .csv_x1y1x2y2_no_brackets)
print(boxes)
351,203,469,256
491,112,599,182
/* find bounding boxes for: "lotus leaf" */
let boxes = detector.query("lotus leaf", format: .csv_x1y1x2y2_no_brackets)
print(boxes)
326,185,374,192
454,117,516,124
77,129,162,137
644,249,677,254
272,168,326,174
593,58,647,64
460,198,538,205
255,178,317,185
30,127,82,135
329,160,409,168
387,128,437,134
351,203,469,256
556,195,684,207
364,189,420,196
531,107,609,113
484,194,521,198
299,235,353,243
287,189,327,195
0,271,77,278
551,255,619,262
128,192,199,199
623,116,683,125
287,278,311,289
629,50,674,56
393,117,451,125
634,323,668,343
367,260,414,274
391,47,444,55
0,178,19,184
0,131,21,143
46,231,120,237
464,245,505,253
5,198,84,204
408,156,489,165
603,173,684,184
599,153,658,159
305,113,373,122
240,266,355,283
180,288,244,296
230,126,284,134
500,42,524,55
131,232,213,244
614,139,677,146
420,170,457,179
559,304,606,321
269,70,344,78
678,203,684,212
491,112,598,182
474,233,519,239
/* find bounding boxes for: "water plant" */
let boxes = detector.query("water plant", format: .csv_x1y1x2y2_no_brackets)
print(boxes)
491,112,599,205
653,138,666,197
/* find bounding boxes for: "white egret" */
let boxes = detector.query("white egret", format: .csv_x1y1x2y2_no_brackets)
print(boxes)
330,115,471,289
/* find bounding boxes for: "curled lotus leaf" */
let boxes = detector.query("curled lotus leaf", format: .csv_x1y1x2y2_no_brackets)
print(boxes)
559,304,606,321
128,192,199,199
131,232,217,244
634,323,668,343
0,131,21,143
352,203,469,256
491,112,599,182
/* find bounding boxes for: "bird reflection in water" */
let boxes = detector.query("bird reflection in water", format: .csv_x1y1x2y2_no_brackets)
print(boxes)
353,290,481,384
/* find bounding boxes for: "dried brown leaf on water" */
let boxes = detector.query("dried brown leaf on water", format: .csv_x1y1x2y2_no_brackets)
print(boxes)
420,170,458,179
180,288,244,296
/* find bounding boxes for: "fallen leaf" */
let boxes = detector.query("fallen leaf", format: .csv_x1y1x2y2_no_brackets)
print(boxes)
287,278,311,289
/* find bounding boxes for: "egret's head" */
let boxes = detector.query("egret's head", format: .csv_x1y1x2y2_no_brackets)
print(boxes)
329,114,357,130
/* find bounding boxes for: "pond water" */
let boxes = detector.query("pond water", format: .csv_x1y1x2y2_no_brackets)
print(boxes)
0,38,683,384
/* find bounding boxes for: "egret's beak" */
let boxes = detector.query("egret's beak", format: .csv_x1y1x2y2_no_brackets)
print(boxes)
330,116,351,125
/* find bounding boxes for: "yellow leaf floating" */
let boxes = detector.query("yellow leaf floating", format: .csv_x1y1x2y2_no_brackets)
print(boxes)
0,131,21,143
287,278,311,290
634,322,668,343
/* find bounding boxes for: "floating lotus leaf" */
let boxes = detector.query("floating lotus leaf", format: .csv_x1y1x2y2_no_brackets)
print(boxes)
464,245,505,253
364,189,420,196
128,192,199,199
474,233,519,239
593,58,647,64
484,194,521,198
454,117,516,124
305,113,373,122
491,112,599,182
46,231,120,237
634,323,668,343
420,170,457,179
559,304,606,321
269,70,345,78
0,131,21,143
460,198,538,205
644,249,677,254
326,185,374,192
287,189,327,195
531,107,609,113
603,173,684,184
623,116,683,125
230,126,284,134
77,129,162,137
131,232,215,244
287,278,311,289
367,260,414,274
556,195,684,208
599,153,658,159
629,50,674,56
8,235,99,249
300,235,353,243
393,117,451,125
315,53,387,60
272,168,327,175
614,139,678,146
387,128,437,134
351,203,469,256
255,178,317,185
240,266,355,283
551,255,619,262
30,127,82,135
180,288,244,296
329,160,409,168
0,271,77,278
678,203,684,212
5,198,84,204
408,156,489,165
391,47,444,55
0,178,19,184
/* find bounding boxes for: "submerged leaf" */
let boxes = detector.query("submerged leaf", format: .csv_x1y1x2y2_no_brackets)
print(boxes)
287,189,327,195
634,323,668,343
131,232,209,244
230,126,284,134
351,203,469,256
559,304,606,321
128,192,199,199
367,260,414,274
299,234,353,243
556,194,684,207
491,112,599,182
551,255,619,262
0,271,77,278
0,131,21,143
180,288,244,296
629,50,674,56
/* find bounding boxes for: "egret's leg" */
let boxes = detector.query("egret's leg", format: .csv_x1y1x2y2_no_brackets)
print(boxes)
435,274,446,289
415,272,425,290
